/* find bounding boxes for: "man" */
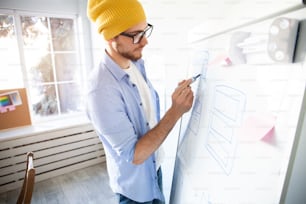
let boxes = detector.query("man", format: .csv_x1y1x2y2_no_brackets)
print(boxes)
86,0,194,203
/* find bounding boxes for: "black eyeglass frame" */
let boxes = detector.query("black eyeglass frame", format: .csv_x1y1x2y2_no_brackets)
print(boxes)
119,23,153,44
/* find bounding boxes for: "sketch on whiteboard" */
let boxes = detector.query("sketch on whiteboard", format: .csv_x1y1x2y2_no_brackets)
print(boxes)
205,85,246,175
188,88,204,135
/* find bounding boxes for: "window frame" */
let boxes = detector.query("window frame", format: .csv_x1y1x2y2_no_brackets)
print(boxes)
0,8,89,123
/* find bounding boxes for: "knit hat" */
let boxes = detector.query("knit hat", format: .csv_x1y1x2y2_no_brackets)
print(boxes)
87,0,146,40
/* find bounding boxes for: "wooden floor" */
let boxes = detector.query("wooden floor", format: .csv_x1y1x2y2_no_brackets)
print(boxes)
0,163,117,204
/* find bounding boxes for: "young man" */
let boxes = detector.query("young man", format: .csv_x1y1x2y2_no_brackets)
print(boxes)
86,0,194,203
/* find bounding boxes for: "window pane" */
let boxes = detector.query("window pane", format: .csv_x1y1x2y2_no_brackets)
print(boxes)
31,84,58,116
21,16,55,83
0,14,23,89
51,18,75,51
28,53,55,83
58,83,83,113
54,53,79,81
21,16,50,50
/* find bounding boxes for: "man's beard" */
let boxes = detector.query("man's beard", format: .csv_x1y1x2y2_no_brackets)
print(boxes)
117,44,143,61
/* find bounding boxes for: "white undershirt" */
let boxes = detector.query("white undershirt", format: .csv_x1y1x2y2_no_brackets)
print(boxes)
124,63,165,170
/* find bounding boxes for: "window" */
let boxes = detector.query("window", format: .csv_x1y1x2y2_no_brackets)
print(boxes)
0,11,85,120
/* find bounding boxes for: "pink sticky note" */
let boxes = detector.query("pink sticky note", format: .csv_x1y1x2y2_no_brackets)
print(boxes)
238,113,276,141
8,105,16,111
0,107,8,113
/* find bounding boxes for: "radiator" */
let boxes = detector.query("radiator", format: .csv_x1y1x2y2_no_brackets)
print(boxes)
0,123,105,194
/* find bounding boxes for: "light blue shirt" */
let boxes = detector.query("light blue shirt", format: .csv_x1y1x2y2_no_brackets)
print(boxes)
86,51,164,202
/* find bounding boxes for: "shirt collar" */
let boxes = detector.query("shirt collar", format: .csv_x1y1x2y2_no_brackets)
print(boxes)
103,50,143,81
102,50,145,82
102,50,127,81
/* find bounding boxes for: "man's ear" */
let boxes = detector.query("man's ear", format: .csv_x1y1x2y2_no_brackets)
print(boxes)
108,36,120,47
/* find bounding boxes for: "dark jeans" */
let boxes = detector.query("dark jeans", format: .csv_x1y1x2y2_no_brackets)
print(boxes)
117,168,165,204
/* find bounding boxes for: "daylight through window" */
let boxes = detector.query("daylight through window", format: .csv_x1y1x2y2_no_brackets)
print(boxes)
0,12,84,120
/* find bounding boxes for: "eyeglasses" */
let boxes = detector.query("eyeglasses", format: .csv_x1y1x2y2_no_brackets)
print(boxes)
119,23,153,44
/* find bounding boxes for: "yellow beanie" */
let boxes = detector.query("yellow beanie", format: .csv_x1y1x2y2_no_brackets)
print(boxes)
87,0,146,40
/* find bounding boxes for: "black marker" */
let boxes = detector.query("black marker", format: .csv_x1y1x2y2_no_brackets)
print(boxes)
191,74,201,84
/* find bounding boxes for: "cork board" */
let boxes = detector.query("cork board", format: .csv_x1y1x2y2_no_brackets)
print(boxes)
0,88,31,130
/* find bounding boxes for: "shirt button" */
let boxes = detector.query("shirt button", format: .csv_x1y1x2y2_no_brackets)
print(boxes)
140,102,142,106
146,122,149,126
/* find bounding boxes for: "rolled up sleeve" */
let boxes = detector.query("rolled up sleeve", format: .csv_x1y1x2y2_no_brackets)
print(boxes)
88,81,140,162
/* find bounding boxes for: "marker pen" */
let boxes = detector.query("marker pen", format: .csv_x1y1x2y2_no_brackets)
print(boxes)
191,74,201,83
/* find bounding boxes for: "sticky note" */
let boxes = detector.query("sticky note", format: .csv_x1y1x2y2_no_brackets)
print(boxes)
238,113,276,141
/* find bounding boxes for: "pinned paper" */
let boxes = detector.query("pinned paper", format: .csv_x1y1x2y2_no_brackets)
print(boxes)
0,95,12,107
208,53,228,66
238,113,276,141
220,57,233,66
0,91,22,113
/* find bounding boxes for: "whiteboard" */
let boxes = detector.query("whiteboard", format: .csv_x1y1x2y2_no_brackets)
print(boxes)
170,7,306,204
